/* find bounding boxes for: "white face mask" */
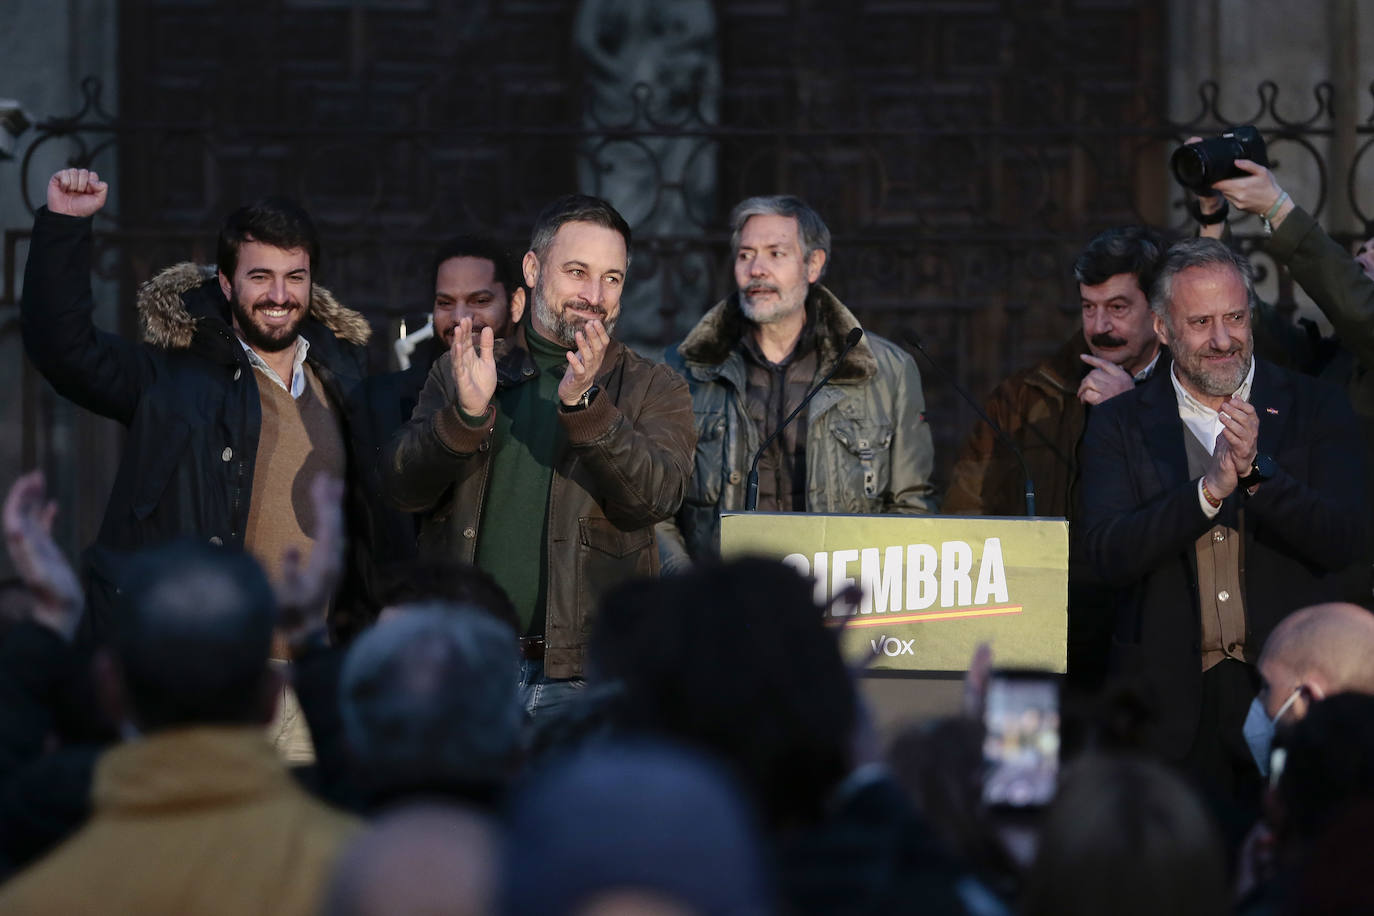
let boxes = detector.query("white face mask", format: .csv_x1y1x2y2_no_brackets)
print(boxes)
1243,686,1301,779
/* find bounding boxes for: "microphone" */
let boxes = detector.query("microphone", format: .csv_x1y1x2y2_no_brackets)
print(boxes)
902,329,1037,517
745,326,864,511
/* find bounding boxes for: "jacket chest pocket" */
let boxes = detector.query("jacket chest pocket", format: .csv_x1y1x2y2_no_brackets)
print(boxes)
827,420,894,502
577,516,654,617
688,412,728,506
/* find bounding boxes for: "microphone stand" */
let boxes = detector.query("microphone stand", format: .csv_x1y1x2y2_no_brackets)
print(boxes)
902,329,1037,517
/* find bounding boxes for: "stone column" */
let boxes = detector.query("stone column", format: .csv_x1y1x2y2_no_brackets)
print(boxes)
0,0,121,572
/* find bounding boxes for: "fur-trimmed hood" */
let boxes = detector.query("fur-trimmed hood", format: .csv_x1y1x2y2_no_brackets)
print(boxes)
676,284,878,383
136,262,372,350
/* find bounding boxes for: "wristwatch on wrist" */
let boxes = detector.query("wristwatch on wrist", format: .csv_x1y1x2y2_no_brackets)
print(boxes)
1238,452,1277,490
562,384,600,412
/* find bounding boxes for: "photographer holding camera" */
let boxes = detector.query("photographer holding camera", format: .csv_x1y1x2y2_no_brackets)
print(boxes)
1198,151,1374,376
1188,135,1374,568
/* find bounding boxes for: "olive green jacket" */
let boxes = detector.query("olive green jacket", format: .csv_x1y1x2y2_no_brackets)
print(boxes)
657,286,937,573
1268,204,1374,416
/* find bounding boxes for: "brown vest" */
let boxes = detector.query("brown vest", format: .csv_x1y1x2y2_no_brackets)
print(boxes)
244,363,346,586
1183,429,1248,671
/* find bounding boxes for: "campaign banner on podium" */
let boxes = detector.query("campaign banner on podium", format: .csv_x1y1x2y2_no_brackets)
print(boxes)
720,513,1068,673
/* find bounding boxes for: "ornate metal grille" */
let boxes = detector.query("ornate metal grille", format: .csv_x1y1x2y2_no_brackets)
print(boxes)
7,1,1371,524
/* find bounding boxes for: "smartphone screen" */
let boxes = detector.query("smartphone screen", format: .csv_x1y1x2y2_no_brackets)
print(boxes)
982,670,1060,809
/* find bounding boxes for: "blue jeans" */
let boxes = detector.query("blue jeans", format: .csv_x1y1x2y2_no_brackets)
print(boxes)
518,659,587,725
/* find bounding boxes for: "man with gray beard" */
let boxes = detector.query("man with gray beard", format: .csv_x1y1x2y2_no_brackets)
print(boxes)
1077,237,1370,801
383,194,695,722
658,195,937,571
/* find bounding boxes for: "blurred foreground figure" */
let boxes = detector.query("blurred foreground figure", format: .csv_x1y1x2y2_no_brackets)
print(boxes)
1022,754,1227,916
591,558,989,915
1246,602,1374,779
322,803,498,916
1238,693,1374,916
502,740,770,916
338,604,523,810
0,540,359,914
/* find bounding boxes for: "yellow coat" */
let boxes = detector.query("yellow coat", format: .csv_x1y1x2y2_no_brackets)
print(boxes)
0,726,360,915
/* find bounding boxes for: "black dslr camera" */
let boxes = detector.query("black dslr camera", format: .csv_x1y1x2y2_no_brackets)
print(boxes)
1170,125,1269,192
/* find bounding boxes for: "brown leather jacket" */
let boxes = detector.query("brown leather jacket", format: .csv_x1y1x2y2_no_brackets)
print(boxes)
943,331,1093,519
381,329,695,677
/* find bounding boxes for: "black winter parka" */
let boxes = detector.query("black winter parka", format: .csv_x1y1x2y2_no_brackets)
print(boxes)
21,208,373,636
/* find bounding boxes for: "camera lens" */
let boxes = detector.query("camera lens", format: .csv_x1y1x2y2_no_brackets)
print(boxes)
1170,146,1208,191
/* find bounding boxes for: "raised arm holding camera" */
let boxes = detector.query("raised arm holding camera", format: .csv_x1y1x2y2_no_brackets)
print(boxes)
1206,156,1374,372
1173,126,1371,366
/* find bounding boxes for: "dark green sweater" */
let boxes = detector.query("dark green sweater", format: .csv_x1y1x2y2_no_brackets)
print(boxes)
472,324,569,635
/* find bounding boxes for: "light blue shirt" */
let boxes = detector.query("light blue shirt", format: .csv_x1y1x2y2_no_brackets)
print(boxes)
239,336,311,399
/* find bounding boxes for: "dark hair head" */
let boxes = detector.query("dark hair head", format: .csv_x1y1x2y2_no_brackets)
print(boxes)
1275,692,1374,848
374,558,518,633
218,196,321,279
528,194,632,262
1072,226,1167,295
502,740,770,916
321,805,499,916
729,195,832,280
888,717,1020,881
340,605,521,803
1023,754,1227,916
431,236,519,294
113,540,277,730
591,557,856,828
1286,797,1374,916
1148,236,1257,323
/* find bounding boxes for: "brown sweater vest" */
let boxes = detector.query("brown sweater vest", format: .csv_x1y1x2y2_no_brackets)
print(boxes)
1183,428,1248,671
244,363,346,587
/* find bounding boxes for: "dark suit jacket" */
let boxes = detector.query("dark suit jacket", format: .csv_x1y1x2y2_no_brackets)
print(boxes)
1077,355,1370,759
345,339,443,610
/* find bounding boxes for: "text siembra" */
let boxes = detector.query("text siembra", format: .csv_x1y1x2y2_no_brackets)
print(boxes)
783,537,1010,614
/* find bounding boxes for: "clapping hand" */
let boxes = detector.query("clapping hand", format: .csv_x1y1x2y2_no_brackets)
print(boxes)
3,471,84,642
449,317,498,416
1204,397,1260,499
558,320,610,407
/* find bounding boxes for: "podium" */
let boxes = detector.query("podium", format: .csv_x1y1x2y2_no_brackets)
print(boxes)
720,513,1068,729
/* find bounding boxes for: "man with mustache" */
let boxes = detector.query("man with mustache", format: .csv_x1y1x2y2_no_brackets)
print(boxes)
943,227,1165,689
1077,238,1369,801
657,195,937,571
945,226,1166,519
351,238,525,607
383,194,695,721
21,169,372,646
